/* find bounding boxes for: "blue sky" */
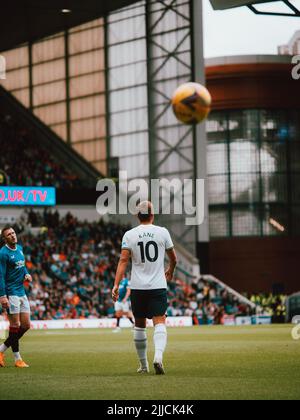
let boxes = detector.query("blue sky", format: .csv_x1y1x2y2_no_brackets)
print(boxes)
203,0,300,57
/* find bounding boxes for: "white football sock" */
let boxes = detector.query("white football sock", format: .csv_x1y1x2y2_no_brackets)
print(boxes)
0,344,8,353
154,323,167,362
134,327,148,369
14,352,22,362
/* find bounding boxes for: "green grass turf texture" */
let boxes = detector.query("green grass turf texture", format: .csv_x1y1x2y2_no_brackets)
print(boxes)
0,325,299,400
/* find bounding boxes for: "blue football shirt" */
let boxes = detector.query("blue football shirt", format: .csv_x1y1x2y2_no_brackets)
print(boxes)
0,244,29,297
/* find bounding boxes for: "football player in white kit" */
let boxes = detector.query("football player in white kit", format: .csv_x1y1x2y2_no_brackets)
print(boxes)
112,201,178,375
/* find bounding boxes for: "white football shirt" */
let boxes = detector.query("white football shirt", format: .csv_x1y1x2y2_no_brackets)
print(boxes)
121,224,174,290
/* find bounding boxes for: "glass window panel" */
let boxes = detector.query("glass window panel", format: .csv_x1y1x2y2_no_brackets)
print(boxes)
152,29,190,56
34,103,66,126
11,89,29,107
157,150,193,175
230,141,260,174
33,81,66,106
70,95,105,120
229,110,258,142
50,123,67,141
3,46,29,70
70,73,105,98
110,86,147,112
292,206,300,235
207,143,228,176
70,18,103,33
152,53,191,80
209,209,229,238
69,51,105,77
260,110,288,142
290,141,300,172
230,141,259,173
291,174,300,203
110,109,148,136
2,67,29,90
109,39,146,67
207,112,228,143
206,109,299,237
262,173,288,203
155,126,193,152
260,142,287,173
111,133,148,157
109,15,145,43
289,110,300,141
94,161,107,175
94,139,107,162
154,105,182,128
71,117,106,142
73,139,106,162
108,4,145,23
209,175,229,205
109,62,147,89
232,207,261,237
151,7,189,34
69,27,104,55
33,35,65,63
231,173,260,203
119,154,149,178
33,59,65,85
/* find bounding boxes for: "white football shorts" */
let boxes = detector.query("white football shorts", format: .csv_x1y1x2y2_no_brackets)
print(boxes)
8,295,31,315
114,301,130,313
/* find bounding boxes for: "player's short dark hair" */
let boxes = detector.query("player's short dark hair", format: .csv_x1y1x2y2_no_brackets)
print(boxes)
1,226,13,240
137,201,154,222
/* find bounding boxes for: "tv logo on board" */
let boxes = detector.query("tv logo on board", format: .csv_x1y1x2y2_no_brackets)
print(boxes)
292,56,300,80
0,55,6,80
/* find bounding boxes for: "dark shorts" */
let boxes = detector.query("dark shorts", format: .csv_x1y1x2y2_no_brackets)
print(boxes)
130,289,168,319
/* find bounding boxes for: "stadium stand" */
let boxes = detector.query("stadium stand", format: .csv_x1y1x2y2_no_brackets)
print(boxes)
0,210,286,324
0,114,82,189
0,85,101,202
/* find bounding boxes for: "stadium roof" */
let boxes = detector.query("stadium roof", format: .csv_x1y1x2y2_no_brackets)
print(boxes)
210,0,276,10
210,0,300,16
0,0,140,53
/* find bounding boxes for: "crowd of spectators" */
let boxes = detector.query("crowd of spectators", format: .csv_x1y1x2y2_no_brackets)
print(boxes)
167,277,254,325
18,210,127,320
248,293,287,322
0,210,287,324
0,114,82,189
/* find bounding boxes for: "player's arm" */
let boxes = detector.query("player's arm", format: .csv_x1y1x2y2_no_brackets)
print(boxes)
123,286,131,303
165,248,178,282
112,250,131,302
164,228,177,282
22,247,32,282
0,253,9,309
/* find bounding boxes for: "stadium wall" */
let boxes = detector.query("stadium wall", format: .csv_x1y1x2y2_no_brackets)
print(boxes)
205,56,300,294
210,237,300,294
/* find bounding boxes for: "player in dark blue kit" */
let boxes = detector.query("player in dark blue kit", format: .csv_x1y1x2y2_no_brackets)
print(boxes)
0,227,32,368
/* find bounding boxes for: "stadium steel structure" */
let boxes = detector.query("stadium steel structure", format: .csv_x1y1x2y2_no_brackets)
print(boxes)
0,0,208,258
210,0,300,16
0,0,298,262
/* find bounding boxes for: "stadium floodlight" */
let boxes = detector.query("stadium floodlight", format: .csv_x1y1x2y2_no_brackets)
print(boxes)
209,0,300,16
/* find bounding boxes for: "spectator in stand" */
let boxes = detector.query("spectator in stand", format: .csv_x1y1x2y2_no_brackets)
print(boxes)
0,114,82,189
0,209,287,324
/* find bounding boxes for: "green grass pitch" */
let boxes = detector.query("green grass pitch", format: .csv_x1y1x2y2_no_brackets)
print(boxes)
0,325,299,400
